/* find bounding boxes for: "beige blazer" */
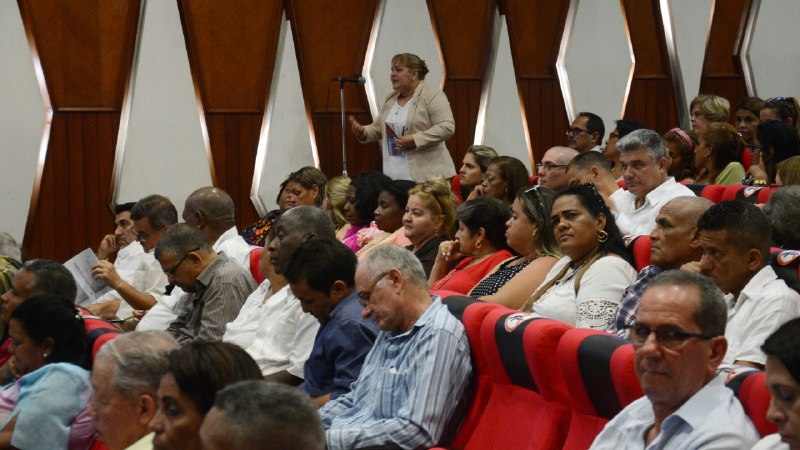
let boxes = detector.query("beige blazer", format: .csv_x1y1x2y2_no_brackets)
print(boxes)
361,81,457,182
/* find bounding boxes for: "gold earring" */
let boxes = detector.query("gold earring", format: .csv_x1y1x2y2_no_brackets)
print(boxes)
597,230,608,243
475,239,482,249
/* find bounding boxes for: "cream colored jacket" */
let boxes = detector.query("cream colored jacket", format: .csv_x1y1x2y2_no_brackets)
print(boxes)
361,81,456,181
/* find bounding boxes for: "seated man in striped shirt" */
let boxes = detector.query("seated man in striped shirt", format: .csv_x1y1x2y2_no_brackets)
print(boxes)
319,245,472,450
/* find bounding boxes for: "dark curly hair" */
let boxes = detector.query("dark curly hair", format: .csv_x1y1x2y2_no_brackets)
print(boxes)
11,295,89,370
349,171,392,225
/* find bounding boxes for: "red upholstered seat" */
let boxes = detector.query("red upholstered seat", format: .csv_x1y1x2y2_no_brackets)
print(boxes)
686,184,727,203
721,184,776,204
439,297,503,448
769,248,800,294
77,307,123,364
725,369,777,437
557,328,643,450
249,248,266,284
742,147,754,170
461,309,570,450
624,235,652,271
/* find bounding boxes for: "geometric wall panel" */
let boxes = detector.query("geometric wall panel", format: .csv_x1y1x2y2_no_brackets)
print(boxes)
668,0,714,121
480,11,530,168
179,0,283,228
565,0,632,138
0,1,46,245
750,0,800,99
255,16,317,214
116,0,211,221
19,0,140,261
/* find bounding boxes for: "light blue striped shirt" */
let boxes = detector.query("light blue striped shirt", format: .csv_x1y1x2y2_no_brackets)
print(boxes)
320,298,471,449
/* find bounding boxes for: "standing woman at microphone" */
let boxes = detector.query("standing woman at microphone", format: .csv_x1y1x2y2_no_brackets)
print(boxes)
348,53,456,182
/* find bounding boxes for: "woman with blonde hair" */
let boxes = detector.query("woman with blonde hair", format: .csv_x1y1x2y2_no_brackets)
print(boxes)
403,177,456,276
348,53,456,182
325,175,351,238
690,94,730,136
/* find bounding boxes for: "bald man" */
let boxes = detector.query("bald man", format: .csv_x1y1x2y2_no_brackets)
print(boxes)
611,196,714,336
537,146,578,191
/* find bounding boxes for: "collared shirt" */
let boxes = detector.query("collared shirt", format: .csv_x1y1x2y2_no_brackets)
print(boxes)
590,374,760,450
752,434,789,450
319,298,472,450
166,253,256,343
136,230,252,332
300,292,378,399
125,432,154,450
724,265,800,365
610,177,695,236
222,279,276,349
214,226,255,280
243,287,319,377
611,265,664,337
114,250,169,319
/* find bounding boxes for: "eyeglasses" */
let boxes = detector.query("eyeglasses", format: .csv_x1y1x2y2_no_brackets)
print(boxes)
523,185,546,213
577,183,607,212
625,323,714,350
163,248,199,276
765,97,798,118
566,127,590,135
357,271,390,307
136,227,164,243
536,162,568,172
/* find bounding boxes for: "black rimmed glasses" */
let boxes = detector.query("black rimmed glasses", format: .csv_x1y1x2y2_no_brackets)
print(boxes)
163,248,199,276
566,127,590,135
357,271,390,307
136,227,165,243
624,323,714,350
535,162,568,172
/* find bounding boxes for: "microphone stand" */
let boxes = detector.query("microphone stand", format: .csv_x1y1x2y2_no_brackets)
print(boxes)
339,81,348,177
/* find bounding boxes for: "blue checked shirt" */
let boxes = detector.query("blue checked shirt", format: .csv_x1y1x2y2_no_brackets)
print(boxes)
319,298,472,449
611,265,664,337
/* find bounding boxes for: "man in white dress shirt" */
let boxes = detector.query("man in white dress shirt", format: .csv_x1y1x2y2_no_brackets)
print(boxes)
697,201,800,369
591,270,759,449
136,187,255,332
567,112,605,153
224,206,329,380
89,195,176,321
609,129,695,236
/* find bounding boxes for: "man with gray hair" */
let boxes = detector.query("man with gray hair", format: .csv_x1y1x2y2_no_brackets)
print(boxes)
89,331,179,450
199,380,325,450
609,128,695,235
157,224,255,343
319,245,471,449
591,270,759,449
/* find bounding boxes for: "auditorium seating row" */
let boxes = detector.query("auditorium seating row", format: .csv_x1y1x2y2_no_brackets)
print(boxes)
625,234,800,293
685,183,777,204
433,296,776,450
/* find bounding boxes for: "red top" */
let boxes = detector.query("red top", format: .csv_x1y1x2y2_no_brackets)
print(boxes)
431,249,513,294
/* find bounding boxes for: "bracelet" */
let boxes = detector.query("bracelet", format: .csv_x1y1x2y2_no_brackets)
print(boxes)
753,179,768,186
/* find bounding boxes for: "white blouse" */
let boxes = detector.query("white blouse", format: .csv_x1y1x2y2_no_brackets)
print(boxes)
529,255,637,331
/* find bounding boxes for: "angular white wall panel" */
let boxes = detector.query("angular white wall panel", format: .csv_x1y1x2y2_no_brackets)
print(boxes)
116,0,212,217
750,0,800,99
480,13,530,168
669,0,713,110
564,0,632,139
0,2,47,244
254,17,316,214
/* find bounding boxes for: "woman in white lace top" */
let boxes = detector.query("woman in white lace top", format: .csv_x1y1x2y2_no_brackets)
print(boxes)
520,184,636,331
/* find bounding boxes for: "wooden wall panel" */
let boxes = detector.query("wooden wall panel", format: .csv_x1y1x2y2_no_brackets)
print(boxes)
179,0,282,228
502,0,571,163
287,0,381,178
699,0,750,110
19,0,140,261
428,0,495,169
620,0,680,133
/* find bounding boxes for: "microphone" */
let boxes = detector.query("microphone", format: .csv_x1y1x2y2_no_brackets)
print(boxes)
335,76,366,85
